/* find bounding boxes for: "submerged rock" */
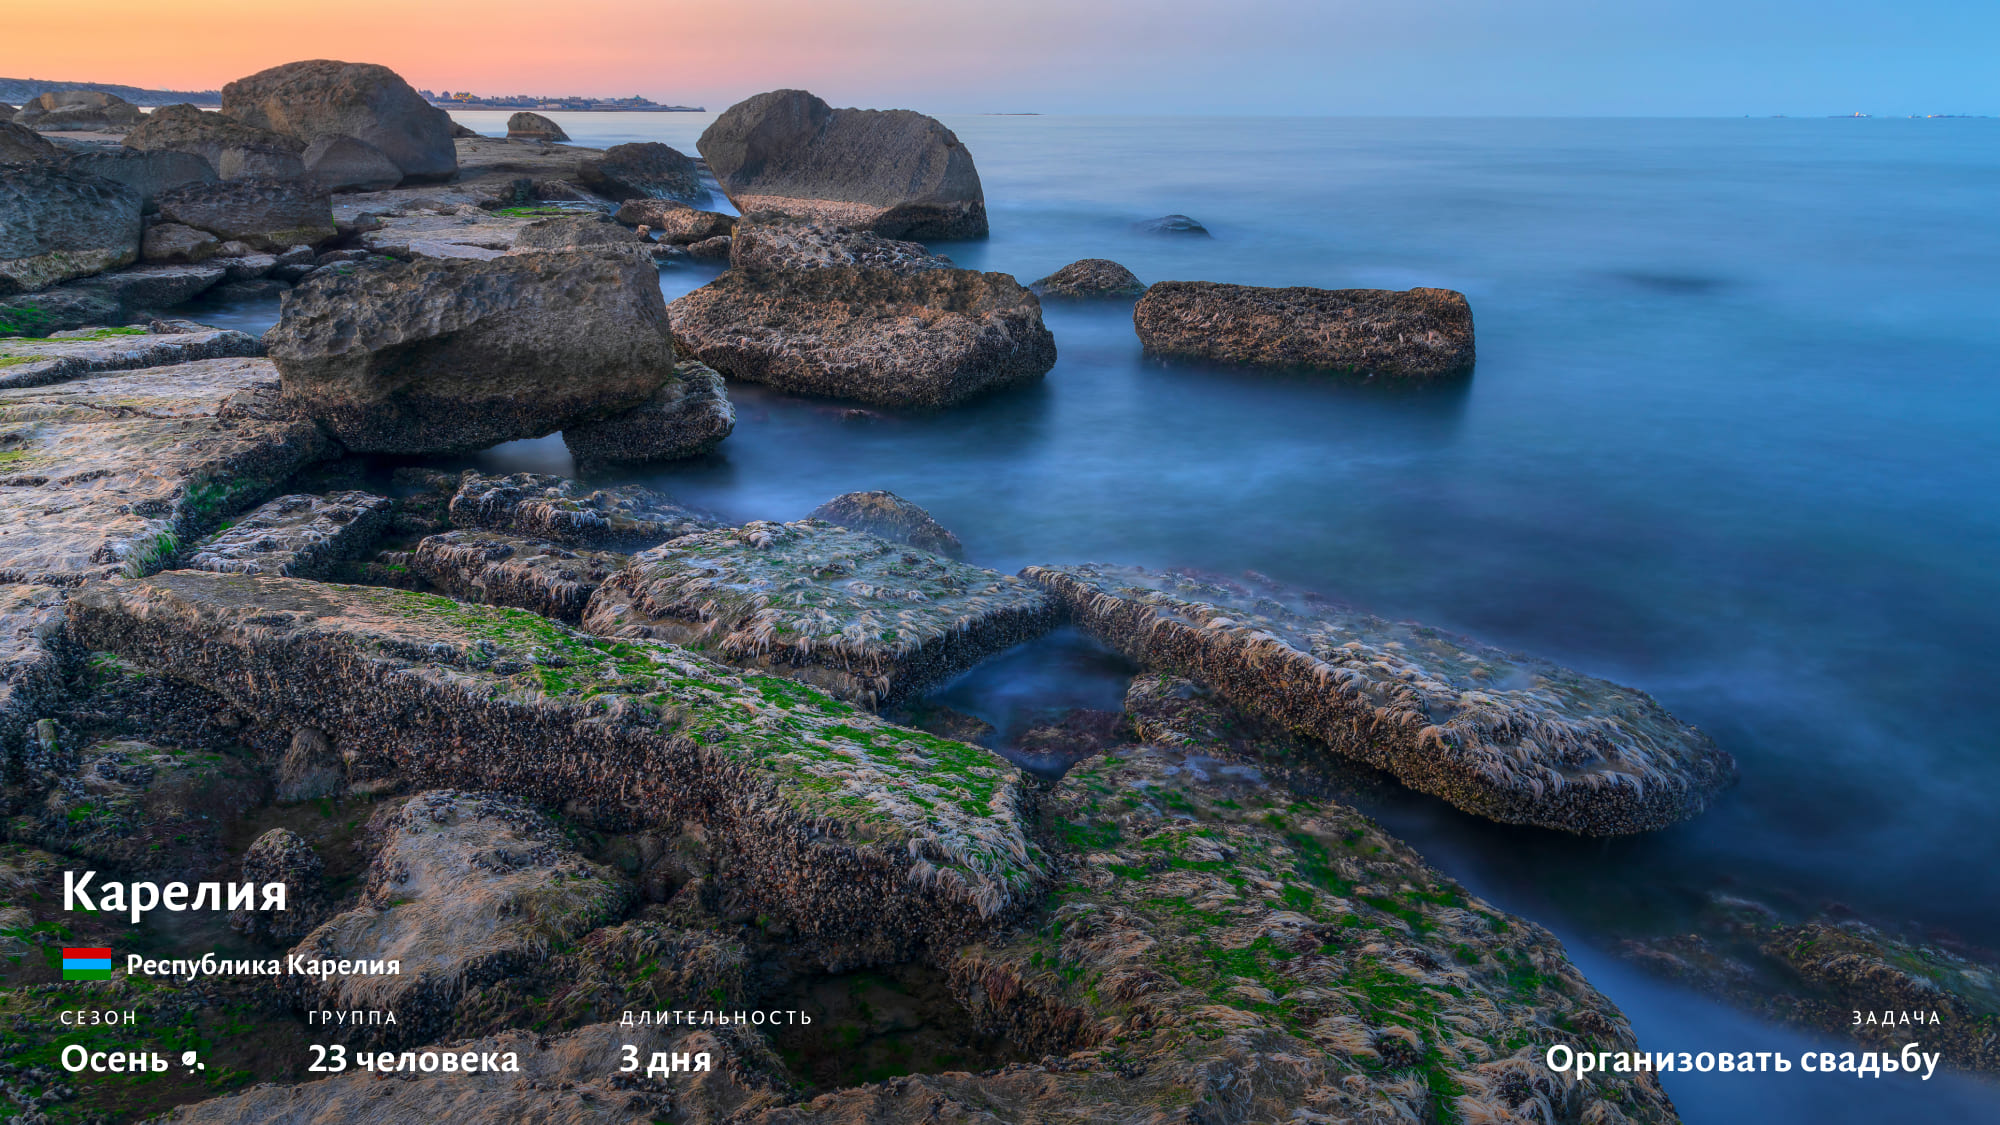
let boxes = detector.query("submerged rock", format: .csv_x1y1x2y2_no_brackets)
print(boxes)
222,59,457,183
577,141,703,203
1029,257,1147,298
448,472,714,550
614,198,734,243
186,490,395,577
1135,212,1209,235
580,520,1057,706
154,176,336,252
506,111,569,142
561,359,734,468
669,266,1056,408
1024,564,1736,835
0,164,143,294
69,571,1048,967
699,89,987,240
266,250,676,453
1134,281,1476,378
411,529,625,622
0,324,261,390
728,216,955,274
806,490,963,559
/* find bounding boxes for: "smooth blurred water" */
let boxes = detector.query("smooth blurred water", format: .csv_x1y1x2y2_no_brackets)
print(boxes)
293,111,2000,1118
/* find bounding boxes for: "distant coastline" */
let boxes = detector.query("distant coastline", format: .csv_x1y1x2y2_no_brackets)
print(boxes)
422,90,703,112
0,76,218,105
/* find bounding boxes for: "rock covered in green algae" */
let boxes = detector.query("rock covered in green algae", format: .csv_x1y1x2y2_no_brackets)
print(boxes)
187,490,395,578
448,471,715,550
1133,280,1476,378
0,324,261,391
806,490,963,559
68,571,1047,968
13,739,266,879
1027,564,1735,836
582,519,1057,707
0,356,332,585
560,358,735,469
411,528,626,623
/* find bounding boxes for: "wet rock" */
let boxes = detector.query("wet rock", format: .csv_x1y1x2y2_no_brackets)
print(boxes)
85,261,228,311
669,265,1056,408
58,147,217,209
1134,281,1477,379
70,571,1047,967
222,59,457,184
410,530,625,623
1025,564,1736,836
806,490,962,559
274,725,345,802
302,132,402,192
230,827,330,940
122,103,304,180
1135,212,1209,235
448,472,714,550
614,198,734,243
141,222,222,264
186,490,395,577
13,89,144,131
505,111,569,142
1029,257,1146,299
561,359,734,468
581,520,1058,706
0,119,59,163
0,584,71,749
577,141,703,203
699,89,987,239
154,176,336,252
883,701,995,746
685,234,732,260
18,739,265,878
209,277,290,302
0,164,143,295
1011,708,1132,764
0,324,261,390
729,215,955,274
0,357,333,584
268,250,674,452
512,211,645,252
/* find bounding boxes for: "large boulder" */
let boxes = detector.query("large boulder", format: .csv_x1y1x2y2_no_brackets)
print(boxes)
13,89,143,131
561,359,733,467
121,102,305,180
266,251,678,453
222,59,457,183
505,111,568,141
700,90,986,240
669,265,1056,407
0,120,58,163
59,147,217,209
302,132,401,191
1134,281,1477,379
154,176,335,251
576,141,704,203
0,164,143,295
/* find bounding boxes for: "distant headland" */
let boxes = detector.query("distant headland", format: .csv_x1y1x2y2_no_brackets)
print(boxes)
420,89,702,112
0,76,219,106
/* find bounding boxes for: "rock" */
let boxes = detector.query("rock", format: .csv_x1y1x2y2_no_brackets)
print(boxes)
613,198,733,243
354,207,546,260
286,789,631,1044
806,490,962,559
0,164,143,295
699,89,987,239
561,360,734,467
121,103,304,179
511,211,644,252
20,739,265,878
0,584,71,749
154,176,335,252
230,827,331,940
267,250,676,453
214,239,256,257
581,520,1057,706
0,324,261,390
670,265,1056,408
1025,564,1737,835
448,472,714,550
577,141,703,203
84,261,228,312
448,119,479,139
186,490,395,577
728,215,954,273
275,725,345,802
302,133,402,191
1012,708,1132,763
13,89,144,131
62,147,218,209
0,357,333,584
410,530,625,623
222,59,457,183
685,234,731,260
141,221,222,263
0,120,58,163
506,111,569,142
69,571,1048,967
1134,281,1477,379
213,278,291,302
1029,257,1146,298
0,284,121,337
1135,212,1209,235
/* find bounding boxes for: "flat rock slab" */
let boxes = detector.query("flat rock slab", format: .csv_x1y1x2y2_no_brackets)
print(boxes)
411,529,625,622
187,490,395,577
1025,563,1735,835
449,472,714,551
0,357,333,585
290,789,631,1045
669,266,1056,408
0,326,263,391
582,520,1057,706
1133,281,1476,378
69,571,1046,964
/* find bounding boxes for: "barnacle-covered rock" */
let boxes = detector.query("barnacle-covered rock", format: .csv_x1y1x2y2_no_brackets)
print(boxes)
411,529,625,622
0,583,70,749
805,490,962,559
230,826,331,943
1133,281,1475,378
17,739,265,878
560,359,735,469
1025,564,1735,835
187,490,395,578
448,471,714,551
582,520,1057,706
69,571,1048,968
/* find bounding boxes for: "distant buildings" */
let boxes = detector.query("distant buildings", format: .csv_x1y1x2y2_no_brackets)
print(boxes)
417,89,702,112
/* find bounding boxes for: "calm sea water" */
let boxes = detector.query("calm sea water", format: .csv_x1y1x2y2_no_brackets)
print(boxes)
248,110,2000,1119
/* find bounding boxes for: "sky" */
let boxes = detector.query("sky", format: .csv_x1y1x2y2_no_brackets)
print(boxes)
2,0,1994,116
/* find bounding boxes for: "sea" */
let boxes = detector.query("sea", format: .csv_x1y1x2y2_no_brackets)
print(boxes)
205,108,2000,1121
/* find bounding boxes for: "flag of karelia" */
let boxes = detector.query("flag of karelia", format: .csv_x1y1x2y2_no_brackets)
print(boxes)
62,947,113,981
